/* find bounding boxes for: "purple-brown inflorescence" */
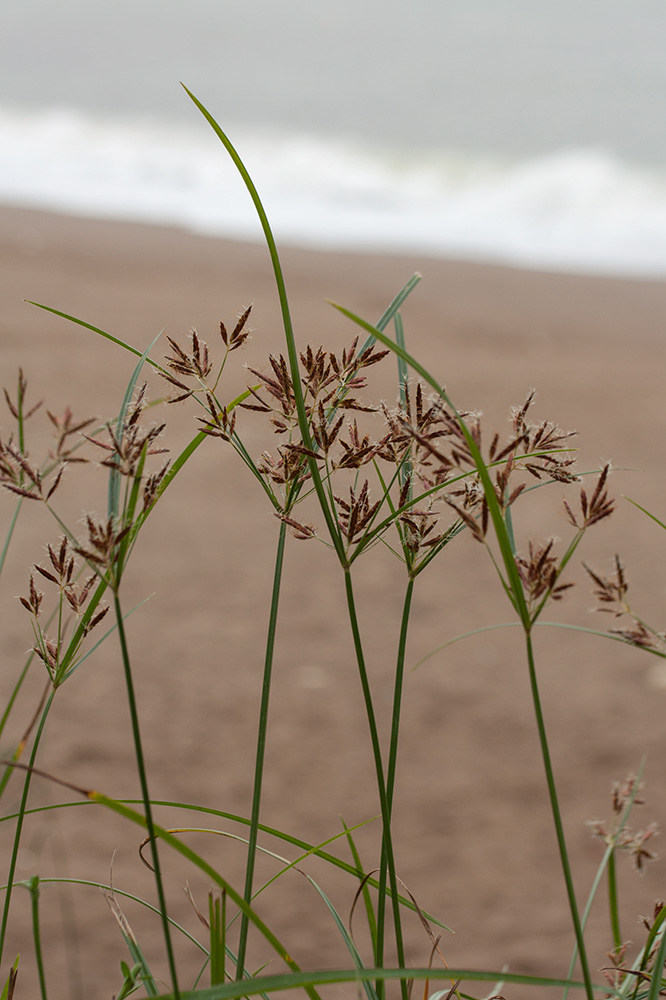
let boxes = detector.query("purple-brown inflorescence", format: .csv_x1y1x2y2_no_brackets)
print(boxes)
515,538,574,608
0,438,64,502
397,476,445,554
47,407,96,464
334,480,381,545
0,371,94,501
219,305,252,352
563,464,614,529
584,555,628,616
588,774,659,874
4,368,43,424
20,535,110,681
161,308,252,412
583,555,666,651
85,383,167,479
244,337,390,525
510,389,578,483
75,515,131,576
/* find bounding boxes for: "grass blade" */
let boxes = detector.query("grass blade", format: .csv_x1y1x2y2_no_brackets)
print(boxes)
107,331,162,522
341,818,377,960
148,965,591,1000
0,798,450,930
624,496,666,532
26,303,169,376
25,878,47,1000
236,521,287,979
303,873,379,1000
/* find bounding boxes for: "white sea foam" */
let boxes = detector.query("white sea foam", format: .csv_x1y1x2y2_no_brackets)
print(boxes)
3,105,666,277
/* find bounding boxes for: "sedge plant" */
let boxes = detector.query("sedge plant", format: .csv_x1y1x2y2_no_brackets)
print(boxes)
0,87,662,1000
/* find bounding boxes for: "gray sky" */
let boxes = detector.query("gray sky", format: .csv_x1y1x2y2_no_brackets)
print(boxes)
3,1,666,163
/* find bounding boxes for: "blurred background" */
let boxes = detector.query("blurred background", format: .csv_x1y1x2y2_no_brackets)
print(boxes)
3,4,666,999
3,0,666,273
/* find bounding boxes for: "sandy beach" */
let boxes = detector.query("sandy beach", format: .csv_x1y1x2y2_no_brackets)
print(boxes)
2,204,666,998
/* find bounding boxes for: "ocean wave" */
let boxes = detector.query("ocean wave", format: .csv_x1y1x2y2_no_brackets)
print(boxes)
3,105,666,276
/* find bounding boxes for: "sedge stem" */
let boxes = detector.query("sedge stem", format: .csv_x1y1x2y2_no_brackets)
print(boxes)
112,591,180,1000
236,520,287,979
376,578,414,999
343,570,407,1000
0,688,55,969
608,850,622,953
525,630,593,1000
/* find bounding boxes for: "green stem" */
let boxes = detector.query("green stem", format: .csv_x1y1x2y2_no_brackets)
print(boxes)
112,591,180,1000
236,521,287,979
376,578,414,997
0,500,22,582
343,570,407,1000
0,688,55,968
607,850,622,953
16,371,25,457
386,579,414,814
28,877,48,1000
0,655,35,754
525,631,593,1000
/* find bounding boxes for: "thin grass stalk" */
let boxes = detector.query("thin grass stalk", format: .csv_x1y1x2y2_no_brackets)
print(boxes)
331,304,596,995
0,681,51,804
562,762,646,1000
146,964,588,1000
14,876,208,958
0,500,22,581
376,578,414,997
647,926,666,1000
236,520,287,980
342,820,378,957
26,304,171,376
0,799,448,928
630,904,666,1000
210,891,227,986
112,591,180,1000
0,688,55,968
15,372,25,458
607,851,622,953
304,875,379,1000
525,631,593,1000
343,570,408,1000
0,656,34,753
75,794,322,1000
386,579,415,812
27,877,47,1000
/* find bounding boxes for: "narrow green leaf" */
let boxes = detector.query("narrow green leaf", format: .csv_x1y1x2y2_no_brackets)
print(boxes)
624,496,666,532
341,818,377,958
182,84,345,561
108,331,162,521
415,620,666,671
153,965,591,1000
88,792,322,1000
304,874,378,1000
647,925,666,1000
26,303,169,375
0,798,449,929
0,500,22,582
